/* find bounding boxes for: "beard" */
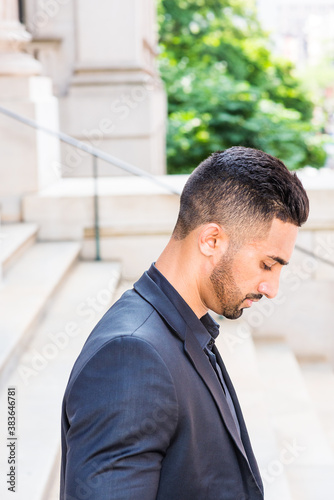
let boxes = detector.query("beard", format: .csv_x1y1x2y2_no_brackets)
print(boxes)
209,254,262,320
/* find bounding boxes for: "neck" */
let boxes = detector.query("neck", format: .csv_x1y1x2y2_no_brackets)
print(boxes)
155,236,208,318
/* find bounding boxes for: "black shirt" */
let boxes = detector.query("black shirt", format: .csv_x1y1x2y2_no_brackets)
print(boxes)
147,263,220,351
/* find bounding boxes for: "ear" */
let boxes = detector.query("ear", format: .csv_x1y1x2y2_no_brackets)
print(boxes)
198,224,229,263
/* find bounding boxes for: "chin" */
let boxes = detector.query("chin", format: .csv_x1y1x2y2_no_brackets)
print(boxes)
222,308,244,320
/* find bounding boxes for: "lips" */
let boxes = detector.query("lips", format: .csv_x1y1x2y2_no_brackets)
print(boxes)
243,297,261,307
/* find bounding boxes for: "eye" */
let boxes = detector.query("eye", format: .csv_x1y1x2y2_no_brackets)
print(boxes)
262,263,272,271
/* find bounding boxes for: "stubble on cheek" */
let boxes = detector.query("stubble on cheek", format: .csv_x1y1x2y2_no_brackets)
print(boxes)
209,259,245,320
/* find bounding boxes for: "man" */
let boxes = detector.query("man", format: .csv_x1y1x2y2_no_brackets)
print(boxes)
60,146,309,500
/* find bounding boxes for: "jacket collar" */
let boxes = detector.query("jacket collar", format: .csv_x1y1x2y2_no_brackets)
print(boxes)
134,269,188,341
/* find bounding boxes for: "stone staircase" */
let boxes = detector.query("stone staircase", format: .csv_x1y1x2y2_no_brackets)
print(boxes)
216,319,334,500
0,223,121,499
216,320,294,500
23,175,184,280
1,220,334,500
300,361,334,455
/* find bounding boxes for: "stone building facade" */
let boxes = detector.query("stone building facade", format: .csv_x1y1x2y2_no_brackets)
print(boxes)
0,0,166,220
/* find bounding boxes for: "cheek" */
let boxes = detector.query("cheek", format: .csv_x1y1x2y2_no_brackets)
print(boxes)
232,261,259,290
232,260,251,281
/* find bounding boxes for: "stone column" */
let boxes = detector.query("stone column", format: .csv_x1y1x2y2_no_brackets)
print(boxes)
0,0,60,221
0,0,42,75
59,0,166,177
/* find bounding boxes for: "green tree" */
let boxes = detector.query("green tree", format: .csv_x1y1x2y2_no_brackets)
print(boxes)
158,0,326,173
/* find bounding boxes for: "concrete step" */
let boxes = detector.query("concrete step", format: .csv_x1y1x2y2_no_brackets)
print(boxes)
0,260,121,500
215,318,293,500
0,241,80,387
23,175,185,241
251,279,334,367
254,340,334,500
82,229,170,281
23,176,185,280
0,222,38,274
299,360,334,455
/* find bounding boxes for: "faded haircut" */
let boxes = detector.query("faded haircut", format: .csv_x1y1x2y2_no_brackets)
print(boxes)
173,146,309,241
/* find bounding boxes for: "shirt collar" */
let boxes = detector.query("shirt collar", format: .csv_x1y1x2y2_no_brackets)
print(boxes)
147,263,220,350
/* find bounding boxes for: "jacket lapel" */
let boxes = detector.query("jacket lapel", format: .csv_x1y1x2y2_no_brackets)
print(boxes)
213,345,264,493
183,325,248,459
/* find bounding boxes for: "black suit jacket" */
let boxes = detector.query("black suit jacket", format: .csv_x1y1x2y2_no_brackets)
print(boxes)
60,269,264,499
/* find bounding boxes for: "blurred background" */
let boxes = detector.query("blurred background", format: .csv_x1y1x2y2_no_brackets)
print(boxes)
0,1,334,499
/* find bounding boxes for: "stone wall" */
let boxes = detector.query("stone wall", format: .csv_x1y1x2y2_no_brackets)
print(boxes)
24,0,167,177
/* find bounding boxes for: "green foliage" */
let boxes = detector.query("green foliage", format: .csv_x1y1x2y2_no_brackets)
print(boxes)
158,0,326,173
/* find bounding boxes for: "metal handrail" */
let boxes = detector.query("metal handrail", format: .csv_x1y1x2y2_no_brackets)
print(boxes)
0,105,334,268
0,105,181,260
295,244,334,267
0,106,181,196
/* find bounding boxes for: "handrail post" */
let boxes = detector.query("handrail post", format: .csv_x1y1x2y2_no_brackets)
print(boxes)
93,155,101,261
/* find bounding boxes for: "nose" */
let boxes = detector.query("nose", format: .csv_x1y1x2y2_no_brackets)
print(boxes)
257,276,280,299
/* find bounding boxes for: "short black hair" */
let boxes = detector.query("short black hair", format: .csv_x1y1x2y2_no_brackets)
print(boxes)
173,146,309,240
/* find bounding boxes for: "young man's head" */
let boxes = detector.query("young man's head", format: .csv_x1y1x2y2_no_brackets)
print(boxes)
173,146,309,244
158,146,309,320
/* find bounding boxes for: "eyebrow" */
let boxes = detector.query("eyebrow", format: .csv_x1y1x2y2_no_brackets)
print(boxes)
267,255,289,266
